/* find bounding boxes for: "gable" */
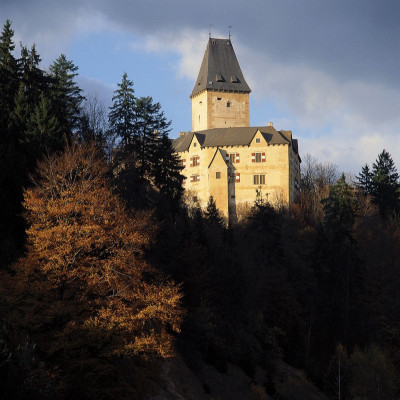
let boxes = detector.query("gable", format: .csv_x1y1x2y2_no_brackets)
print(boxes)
249,129,267,146
208,148,228,169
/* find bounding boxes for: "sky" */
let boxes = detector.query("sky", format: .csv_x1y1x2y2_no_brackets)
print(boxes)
1,0,399,174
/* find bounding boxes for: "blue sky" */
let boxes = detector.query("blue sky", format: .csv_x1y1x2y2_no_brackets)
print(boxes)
1,0,399,174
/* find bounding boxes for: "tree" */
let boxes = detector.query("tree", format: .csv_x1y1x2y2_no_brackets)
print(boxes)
24,92,63,155
324,344,350,400
76,92,111,157
315,175,361,351
298,154,339,225
356,163,374,195
108,72,136,147
49,54,84,137
371,150,399,217
204,196,225,228
152,130,184,204
322,174,356,242
133,96,171,180
350,345,398,400
0,20,25,269
0,19,18,122
5,143,183,394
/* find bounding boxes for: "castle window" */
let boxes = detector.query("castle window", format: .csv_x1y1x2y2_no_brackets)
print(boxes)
253,175,265,185
217,97,222,100
252,152,266,163
216,172,221,179
190,156,200,167
190,174,200,183
227,102,231,108
228,153,240,163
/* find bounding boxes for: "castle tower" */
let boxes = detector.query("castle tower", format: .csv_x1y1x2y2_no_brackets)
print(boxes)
190,38,251,132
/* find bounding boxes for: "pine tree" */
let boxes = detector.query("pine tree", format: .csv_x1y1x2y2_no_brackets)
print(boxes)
25,92,63,155
356,163,373,195
371,149,399,217
322,174,356,241
152,131,184,203
134,96,172,180
0,19,18,123
108,72,137,147
0,20,24,269
49,54,84,137
204,196,225,227
317,174,361,349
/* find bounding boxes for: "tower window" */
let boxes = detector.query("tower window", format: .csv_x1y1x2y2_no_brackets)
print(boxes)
216,172,221,179
227,102,231,108
256,138,260,143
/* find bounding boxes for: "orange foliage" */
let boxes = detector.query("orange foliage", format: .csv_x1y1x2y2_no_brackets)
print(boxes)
12,143,183,359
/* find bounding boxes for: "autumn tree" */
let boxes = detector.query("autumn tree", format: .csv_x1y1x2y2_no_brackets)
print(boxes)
5,143,183,396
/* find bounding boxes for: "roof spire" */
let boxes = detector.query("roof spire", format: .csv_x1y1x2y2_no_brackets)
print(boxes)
229,25,232,40
209,24,212,38
190,37,251,98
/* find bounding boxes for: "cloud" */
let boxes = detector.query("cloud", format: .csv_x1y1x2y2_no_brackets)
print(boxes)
1,0,399,173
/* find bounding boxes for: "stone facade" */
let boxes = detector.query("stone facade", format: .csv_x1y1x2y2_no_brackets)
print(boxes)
191,90,250,131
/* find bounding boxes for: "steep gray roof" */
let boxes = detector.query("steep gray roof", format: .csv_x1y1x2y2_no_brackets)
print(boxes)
172,126,294,152
190,38,251,98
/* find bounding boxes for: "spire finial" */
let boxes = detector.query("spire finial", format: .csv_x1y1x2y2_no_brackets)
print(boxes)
229,25,232,40
209,24,212,38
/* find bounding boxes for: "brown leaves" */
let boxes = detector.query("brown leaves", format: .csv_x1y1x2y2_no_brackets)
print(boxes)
12,142,183,360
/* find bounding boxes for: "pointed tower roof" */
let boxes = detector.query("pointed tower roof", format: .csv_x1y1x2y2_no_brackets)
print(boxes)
190,38,251,98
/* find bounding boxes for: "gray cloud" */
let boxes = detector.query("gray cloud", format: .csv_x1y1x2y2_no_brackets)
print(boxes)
1,0,399,172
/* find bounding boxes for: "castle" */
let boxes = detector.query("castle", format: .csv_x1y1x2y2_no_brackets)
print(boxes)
173,37,301,218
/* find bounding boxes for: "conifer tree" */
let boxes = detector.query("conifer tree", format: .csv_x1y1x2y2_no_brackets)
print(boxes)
0,19,18,122
49,54,84,137
108,72,136,147
0,20,24,269
356,163,373,195
25,92,63,155
371,149,399,217
204,196,225,227
134,96,171,180
152,131,184,203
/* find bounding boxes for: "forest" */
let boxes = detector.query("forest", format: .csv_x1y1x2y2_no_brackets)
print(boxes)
1,20,400,399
